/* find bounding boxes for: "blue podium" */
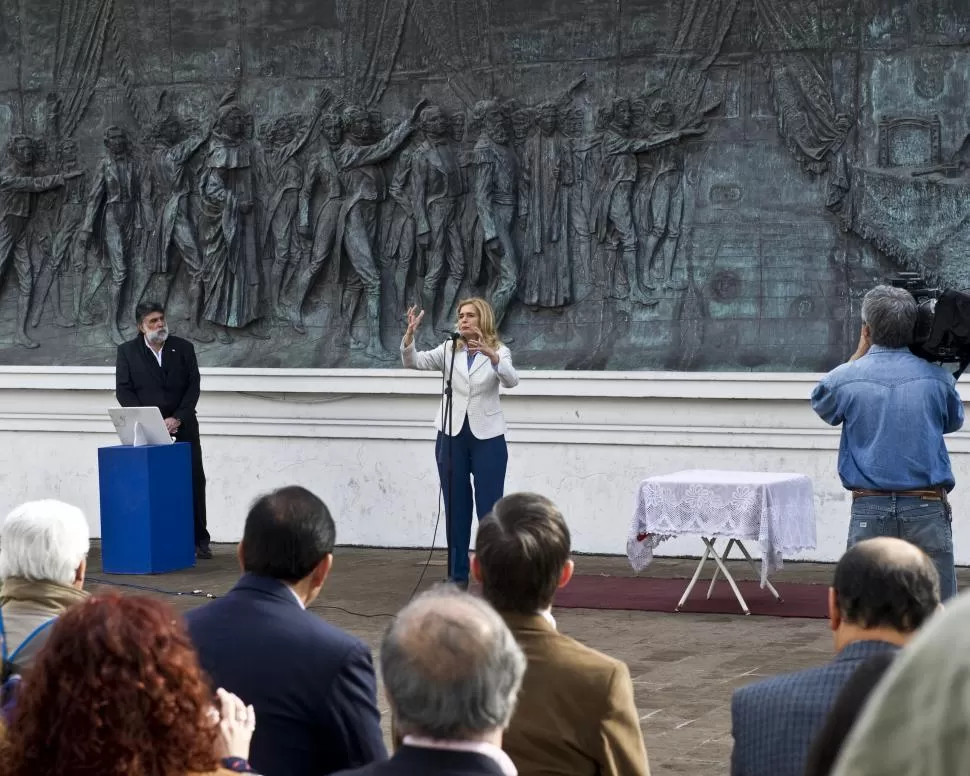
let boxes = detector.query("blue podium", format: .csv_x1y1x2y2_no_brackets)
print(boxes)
98,442,196,574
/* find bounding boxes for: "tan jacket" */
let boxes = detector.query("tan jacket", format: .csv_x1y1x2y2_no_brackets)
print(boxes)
0,577,88,667
500,612,650,776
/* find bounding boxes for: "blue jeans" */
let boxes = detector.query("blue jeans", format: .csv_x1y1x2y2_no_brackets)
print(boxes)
848,495,957,601
435,418,508,584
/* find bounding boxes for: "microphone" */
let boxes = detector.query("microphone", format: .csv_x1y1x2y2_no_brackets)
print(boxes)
449,331,461,341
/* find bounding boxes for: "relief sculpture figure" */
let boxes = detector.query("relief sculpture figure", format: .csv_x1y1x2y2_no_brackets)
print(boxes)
595,99,702,305
79,126,144,345
0,135,80,348
81,127,144,345
30,138,86,330
412,105,466,346
198,96,267,342
519,101,574,309
470,109,519,328
294,112,344,334
262,93,329,324
138,115,212,340
567,107,603,290
383,143,416,323
643,100,694,293
631,97,658,289
449,110,472,258
332,100,424,359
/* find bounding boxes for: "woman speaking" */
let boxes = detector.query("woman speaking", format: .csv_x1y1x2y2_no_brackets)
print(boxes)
401,297,519,588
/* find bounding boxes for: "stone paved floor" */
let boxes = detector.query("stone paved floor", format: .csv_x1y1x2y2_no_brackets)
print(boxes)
85,546,970,776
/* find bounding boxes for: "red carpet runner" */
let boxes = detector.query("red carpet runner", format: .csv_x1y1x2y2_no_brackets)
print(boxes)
552,575,829,618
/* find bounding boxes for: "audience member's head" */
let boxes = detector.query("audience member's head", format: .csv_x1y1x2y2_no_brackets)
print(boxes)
239,486,335,605
0,594,231,775
381,586,526,745
472,492,573,615
0,500,89,589
827,590,970,776
829,537,940,651
803,652,896,776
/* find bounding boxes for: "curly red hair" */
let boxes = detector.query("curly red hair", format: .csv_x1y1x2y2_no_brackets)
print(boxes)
0,594,220,776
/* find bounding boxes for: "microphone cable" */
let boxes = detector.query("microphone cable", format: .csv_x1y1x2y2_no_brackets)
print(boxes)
403,338,451,604
86,576,220,600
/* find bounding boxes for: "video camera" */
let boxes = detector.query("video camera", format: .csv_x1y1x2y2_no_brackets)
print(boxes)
889,272,970,378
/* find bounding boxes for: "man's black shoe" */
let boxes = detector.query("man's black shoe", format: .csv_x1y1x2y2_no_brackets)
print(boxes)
196,543,213,559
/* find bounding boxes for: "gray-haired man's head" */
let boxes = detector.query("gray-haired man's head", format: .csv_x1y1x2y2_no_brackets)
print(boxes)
381,586,526,741
861,285,917,349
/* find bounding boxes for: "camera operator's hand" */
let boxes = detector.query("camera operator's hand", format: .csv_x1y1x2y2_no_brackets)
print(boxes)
850,325,872,362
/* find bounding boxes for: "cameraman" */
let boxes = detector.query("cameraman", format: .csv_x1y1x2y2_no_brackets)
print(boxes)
811,284,964,600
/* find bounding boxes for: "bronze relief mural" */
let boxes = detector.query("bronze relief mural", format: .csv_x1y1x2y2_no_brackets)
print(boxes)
0,0,967,370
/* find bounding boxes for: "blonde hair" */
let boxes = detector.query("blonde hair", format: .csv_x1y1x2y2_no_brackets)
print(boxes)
456,297,501,350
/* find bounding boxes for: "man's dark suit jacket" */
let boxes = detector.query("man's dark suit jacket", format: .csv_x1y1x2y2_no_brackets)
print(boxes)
185,574,387,776
115,334,201,434
730,639,900,776
333,745,506,776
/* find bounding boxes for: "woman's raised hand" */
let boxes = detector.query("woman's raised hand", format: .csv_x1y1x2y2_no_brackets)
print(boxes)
404,305,425,345
467,328,498,363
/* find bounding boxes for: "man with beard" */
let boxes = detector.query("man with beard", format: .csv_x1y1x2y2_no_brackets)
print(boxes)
115,301,211,559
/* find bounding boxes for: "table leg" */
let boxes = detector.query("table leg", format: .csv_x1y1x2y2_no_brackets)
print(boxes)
735,540,784,603
706,538,736,599
705,537,750,615
675,541,713,613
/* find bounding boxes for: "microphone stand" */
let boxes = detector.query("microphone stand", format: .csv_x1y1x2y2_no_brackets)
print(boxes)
443,332,460,582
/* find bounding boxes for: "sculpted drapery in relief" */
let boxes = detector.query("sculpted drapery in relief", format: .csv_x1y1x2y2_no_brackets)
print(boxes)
198,96,267,341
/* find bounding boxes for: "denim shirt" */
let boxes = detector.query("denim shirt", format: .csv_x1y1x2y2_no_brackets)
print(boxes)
811,346,964,491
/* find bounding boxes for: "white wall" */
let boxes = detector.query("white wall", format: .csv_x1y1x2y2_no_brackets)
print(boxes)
1,366,968,564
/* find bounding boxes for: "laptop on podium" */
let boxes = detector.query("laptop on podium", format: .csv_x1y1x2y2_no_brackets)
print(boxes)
107,407,174,446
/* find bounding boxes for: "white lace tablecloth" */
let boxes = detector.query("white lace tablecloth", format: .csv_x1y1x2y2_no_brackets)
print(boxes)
627,470,818,585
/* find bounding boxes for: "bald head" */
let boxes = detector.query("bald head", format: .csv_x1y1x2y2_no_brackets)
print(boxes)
381,586,525,740
859,536,928,564
834,537,940,634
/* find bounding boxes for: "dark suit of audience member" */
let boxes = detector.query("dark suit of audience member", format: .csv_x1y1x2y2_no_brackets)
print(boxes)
335,746,508,776
115,302,210,555
472,492,650,776
730,537,941,776
186,486,386,776
802,652,896,776
333,586,526,776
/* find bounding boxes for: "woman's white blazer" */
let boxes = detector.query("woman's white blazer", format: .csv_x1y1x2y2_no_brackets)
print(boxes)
401,339,519,439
